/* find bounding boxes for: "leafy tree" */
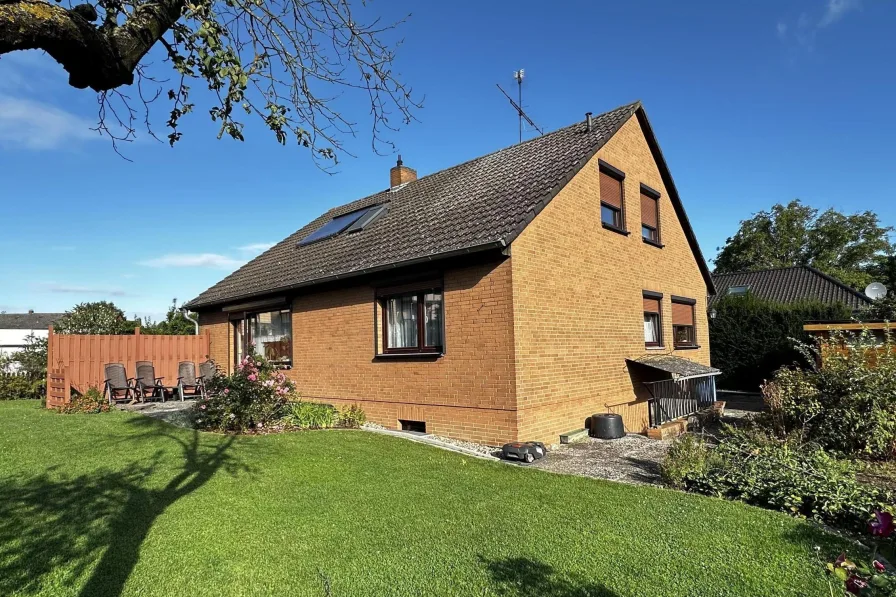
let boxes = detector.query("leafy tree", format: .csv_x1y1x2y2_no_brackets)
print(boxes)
141,300,197,335
54,301,139,335
0,0,419,155
5,334,48,377
714,200,894,289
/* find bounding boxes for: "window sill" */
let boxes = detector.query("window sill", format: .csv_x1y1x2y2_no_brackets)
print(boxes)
645,346,666,351
602,223,630,236
674,345,701,351
642,238,664,248
374,352,444,360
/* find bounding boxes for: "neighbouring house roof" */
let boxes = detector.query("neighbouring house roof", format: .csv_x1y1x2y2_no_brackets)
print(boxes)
709,266,871,310
187,102,715,309
0,312,64,330
629,355,720,379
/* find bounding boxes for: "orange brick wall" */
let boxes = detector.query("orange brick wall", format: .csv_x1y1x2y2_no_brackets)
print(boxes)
510,114,712,443
198,311,230,372
201,258,519,445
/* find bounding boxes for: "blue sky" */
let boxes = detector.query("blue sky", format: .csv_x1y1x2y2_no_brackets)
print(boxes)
1,0,894,320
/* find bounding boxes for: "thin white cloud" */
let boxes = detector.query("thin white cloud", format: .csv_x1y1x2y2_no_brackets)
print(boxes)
139,253,245,269
819,0,861,27
36,283,135,297
0,94,97,150
237,242,276,253
776,21,788,39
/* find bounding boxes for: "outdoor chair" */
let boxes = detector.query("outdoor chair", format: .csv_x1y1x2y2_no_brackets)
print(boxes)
135,361,178,402
176,361,206,401
103,363,136,404
199,360,217,383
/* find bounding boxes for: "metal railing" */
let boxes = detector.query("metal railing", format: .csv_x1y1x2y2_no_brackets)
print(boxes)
645,375,717,427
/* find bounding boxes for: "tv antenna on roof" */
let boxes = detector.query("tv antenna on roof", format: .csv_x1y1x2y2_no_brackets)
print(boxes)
497,69,543,144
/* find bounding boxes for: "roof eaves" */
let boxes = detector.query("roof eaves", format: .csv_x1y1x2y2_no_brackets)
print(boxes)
185,239,507,310
635,107,716,296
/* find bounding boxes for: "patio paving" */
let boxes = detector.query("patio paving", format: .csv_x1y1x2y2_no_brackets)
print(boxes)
117,400,195,428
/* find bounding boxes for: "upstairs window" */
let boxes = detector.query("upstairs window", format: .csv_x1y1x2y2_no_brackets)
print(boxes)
671,297,697,348
382,289,443,354
643,292,663,348
640,185,661,245
599,161,626,232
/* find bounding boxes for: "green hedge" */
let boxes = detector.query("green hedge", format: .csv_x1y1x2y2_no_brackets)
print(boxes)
709,294,851,391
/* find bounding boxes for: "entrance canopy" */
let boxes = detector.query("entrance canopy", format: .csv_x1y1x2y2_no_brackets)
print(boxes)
627,355,720,381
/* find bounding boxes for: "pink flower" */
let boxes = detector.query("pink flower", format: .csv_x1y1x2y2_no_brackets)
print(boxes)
845,575,868,595
873,560,886,573
200,405,206,410
223,388,230,395
870,511,894,539
248,374,257,382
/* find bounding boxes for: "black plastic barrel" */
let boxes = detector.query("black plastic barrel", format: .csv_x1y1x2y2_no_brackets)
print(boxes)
590,413,625,439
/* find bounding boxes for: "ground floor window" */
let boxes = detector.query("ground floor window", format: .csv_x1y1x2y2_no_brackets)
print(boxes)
643,292,663,348
382,289,443,353
233,308,292,367
671,298,697,348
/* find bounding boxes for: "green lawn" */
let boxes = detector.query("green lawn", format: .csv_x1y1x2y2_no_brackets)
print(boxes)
0,400,851,596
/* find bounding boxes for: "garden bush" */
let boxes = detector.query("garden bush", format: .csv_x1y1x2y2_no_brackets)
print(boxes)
0,374,43,401
281,401,338,429
337,404,366,428
663,428,892,532
764,329,896,460
193,354,297,432
58,387,110,414
709,294,851,391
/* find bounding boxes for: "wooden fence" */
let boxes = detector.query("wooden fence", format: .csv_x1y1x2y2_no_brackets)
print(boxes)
46,326,210,407
804,322,893,365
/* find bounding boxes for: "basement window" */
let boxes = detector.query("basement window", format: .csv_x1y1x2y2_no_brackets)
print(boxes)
400,420,427,433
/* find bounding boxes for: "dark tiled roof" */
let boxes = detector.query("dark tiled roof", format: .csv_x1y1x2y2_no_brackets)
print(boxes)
188,102,714,309
630,355,720,379
0,312,64,330
710,266,871,310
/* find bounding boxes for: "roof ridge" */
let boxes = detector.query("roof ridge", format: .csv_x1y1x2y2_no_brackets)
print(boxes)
712,264,811,277
323,101,642,217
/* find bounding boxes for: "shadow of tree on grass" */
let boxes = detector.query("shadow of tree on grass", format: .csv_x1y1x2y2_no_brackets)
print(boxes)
481,556,620,597
0,415,245,596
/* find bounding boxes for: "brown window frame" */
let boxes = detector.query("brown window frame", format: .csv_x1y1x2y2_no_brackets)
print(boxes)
643,291,664,348
229,308,293,369
640,184,662,247
381,288,444,355
599,160,628,235
671,296,698,349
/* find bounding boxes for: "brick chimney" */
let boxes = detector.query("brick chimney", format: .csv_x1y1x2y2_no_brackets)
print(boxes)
390,155,417,188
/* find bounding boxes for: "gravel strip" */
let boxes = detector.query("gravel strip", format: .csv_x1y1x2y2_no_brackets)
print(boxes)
529,434,673,486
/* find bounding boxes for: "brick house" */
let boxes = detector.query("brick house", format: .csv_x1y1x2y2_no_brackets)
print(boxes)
187,101,718,445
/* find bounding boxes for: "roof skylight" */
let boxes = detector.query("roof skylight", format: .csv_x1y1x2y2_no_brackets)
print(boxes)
727,285,750,296
297,204,385,246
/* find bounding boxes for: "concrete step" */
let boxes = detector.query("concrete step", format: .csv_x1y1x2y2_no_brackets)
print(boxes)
560,428,589,444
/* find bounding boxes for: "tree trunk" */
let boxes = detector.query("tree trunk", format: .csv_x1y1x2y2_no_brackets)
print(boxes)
0,0,183,91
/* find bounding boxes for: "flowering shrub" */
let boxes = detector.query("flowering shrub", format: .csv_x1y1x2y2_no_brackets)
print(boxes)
192,354,296,432
58,387,111,414
765,329,896,460
823,509,895,596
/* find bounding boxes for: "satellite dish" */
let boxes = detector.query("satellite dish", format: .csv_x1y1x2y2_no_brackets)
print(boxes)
865,282,888,301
